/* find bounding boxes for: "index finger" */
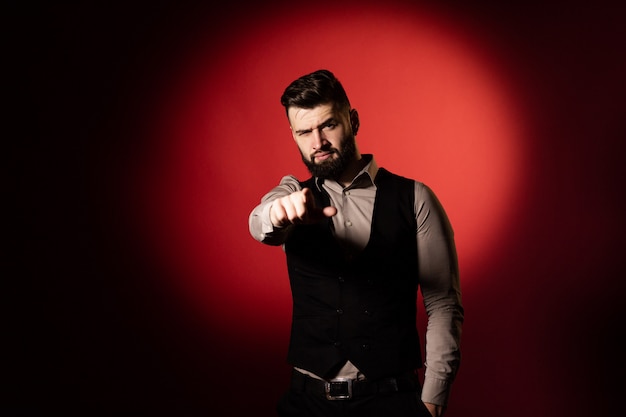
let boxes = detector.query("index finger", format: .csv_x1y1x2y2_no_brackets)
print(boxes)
301,187,317,211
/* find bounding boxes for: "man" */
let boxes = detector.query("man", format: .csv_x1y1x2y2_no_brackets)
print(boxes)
248,69,463,417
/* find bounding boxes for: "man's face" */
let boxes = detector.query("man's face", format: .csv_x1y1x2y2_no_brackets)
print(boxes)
288,103,358,179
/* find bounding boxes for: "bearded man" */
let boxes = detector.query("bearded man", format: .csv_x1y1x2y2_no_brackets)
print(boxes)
249,69,463,417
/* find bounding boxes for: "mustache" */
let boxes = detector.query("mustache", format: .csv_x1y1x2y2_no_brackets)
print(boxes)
311,148,337,160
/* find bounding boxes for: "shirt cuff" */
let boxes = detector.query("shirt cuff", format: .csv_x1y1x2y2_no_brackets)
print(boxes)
260,202,276,235
257,202,291,244
421,376,450,406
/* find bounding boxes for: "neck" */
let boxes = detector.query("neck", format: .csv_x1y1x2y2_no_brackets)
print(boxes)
337,154,366,187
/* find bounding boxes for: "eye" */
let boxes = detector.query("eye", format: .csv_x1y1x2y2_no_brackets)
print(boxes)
322,122,337,130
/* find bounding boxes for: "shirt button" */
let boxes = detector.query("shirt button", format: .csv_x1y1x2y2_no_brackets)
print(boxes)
336,309,344,315
338,276,345,283
345,191,351,196
334,342,342,347
345,220,352,227
361,344,371,350
364,310,372,316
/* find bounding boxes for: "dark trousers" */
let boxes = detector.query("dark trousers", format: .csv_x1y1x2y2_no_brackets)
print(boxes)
277,371,432,417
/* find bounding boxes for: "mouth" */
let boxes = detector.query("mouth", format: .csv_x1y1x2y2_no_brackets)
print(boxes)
313,150,334,162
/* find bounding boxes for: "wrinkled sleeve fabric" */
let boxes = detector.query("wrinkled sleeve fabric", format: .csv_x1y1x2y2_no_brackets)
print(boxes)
248,175,302,246
415,182,464,406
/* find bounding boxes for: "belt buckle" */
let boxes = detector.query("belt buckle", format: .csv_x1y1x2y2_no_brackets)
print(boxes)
325,378,353,400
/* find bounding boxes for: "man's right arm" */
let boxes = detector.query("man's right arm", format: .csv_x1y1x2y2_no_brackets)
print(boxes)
249,175,337,246
248,175,303,246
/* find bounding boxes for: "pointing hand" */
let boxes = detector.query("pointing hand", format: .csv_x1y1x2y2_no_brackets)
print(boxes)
270,188,337,227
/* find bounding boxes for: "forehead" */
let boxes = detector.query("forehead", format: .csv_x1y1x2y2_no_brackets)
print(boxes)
288,103,339,129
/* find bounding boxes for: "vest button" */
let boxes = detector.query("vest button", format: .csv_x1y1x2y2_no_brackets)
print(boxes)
334,342,342,348
336,309,344,315
338,276,345,283
361,344,371,350
364,310,372,316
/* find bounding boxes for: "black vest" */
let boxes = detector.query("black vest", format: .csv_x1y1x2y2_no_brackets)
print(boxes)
284,168,421,380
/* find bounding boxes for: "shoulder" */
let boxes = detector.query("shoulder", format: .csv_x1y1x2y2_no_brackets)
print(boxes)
259,175,304,203
413,181,442,206
376,167,416,185
278,175,305,190
378,168,425,193
378,168,439,204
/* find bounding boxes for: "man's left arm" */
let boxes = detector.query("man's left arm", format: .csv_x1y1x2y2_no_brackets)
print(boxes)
414,182,464,412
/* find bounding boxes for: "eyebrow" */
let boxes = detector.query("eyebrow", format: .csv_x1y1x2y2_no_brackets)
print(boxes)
294,118,337,135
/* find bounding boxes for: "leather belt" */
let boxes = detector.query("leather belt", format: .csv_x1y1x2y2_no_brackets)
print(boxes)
290,369,419,400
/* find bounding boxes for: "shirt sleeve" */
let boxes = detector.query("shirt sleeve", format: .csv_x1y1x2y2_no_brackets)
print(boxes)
415,182,464,406
248,175,302,246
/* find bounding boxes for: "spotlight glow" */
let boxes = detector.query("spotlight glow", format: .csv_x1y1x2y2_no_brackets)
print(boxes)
130,1,528,330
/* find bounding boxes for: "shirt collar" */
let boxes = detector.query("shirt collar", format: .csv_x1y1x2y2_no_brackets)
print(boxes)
314,154,379,191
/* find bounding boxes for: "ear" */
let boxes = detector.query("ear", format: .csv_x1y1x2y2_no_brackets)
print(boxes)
350,109,360,135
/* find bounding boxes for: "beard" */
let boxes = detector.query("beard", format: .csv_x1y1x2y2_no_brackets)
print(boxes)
301,134,357,179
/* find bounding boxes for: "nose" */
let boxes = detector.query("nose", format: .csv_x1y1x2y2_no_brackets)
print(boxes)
311,128,327,150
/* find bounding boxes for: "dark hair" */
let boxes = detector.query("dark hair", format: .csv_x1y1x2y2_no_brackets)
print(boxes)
280,69,351,115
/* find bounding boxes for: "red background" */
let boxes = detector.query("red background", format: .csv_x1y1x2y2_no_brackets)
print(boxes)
8,1,625,416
